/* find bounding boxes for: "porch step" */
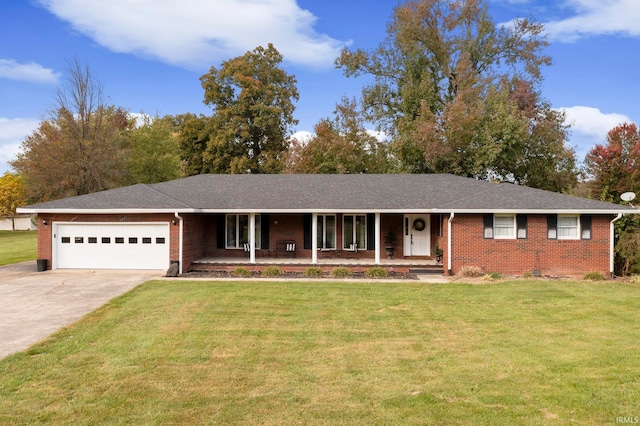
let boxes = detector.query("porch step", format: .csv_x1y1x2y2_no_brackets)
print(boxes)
409,267,445,275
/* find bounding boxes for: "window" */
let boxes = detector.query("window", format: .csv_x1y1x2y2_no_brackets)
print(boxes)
142,237,152,244
484,214,527,239
557,215,579,239
494,215,515,239
102,237,111,244
226,214,261,249
88,237,97,244
548,214,585,240
156,237,165,244
61,237,71,244
74,237,84,244
343,215,366,249
317,215,336,249
129,237,138,244
115,237,125,244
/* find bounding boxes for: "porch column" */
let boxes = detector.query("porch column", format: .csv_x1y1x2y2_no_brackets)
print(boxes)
374,212,381,265
249,213,256,264
311,212,318,264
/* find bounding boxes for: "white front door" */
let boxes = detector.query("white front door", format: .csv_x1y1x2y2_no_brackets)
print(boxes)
403,215,431,256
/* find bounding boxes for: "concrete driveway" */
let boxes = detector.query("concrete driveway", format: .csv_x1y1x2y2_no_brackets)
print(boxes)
0,261,163,360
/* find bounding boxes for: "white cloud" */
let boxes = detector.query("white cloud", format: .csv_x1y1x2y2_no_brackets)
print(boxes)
559,106,633,161
544,0,640,42
290,130,314,145
37,0,349,69
0,59,59,84
561,106,631,142
0,118,41,173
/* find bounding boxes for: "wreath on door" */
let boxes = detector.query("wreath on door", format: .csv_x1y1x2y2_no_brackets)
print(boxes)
413,218,426,232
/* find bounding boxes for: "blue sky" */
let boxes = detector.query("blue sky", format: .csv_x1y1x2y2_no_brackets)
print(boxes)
1,0,639,174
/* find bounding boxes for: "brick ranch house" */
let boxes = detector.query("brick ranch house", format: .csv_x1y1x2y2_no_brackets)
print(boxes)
18,174,635,277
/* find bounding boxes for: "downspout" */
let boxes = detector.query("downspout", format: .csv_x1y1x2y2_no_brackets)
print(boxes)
610,213,623,277
174,212,184,275
447,212,454,275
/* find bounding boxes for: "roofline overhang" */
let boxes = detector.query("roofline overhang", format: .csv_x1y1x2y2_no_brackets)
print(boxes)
18,207,637,215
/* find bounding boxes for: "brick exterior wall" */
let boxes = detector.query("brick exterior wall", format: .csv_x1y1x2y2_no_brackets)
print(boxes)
36,212,613,277
449,214,612,277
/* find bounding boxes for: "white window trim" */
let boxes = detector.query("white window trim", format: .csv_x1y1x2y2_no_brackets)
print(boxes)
317,214,336,250
343,214,367,250
493,214,516,240
226,214,261,249
557,214,580,240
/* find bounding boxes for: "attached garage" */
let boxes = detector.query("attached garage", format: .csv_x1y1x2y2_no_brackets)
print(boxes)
53,222,170,270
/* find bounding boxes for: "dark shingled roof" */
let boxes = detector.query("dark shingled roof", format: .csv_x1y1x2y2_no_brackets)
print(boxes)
20,174,634,213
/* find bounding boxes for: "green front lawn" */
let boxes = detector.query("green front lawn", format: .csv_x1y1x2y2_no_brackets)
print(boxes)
1,280,638,424
0,230,37,266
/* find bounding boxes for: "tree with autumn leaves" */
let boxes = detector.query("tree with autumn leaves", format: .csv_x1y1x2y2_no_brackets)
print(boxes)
584,122,640,275
0,172,26,230
336,0,578,191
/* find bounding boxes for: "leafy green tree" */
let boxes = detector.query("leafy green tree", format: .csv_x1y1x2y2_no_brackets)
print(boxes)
0,172,26,230
336,0,577,191
128,114,181,184
195,43,299,174
177,113,211,176
285,98,393,174
10,60,131,202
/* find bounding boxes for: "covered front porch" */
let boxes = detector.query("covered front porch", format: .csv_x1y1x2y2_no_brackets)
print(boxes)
181,211,449,274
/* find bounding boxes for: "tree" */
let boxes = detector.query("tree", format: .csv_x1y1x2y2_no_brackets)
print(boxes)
336,0,577,191
195,44,299,174
10,60,132,202
177,113,211,176
584,122,640,202
285,98,393,174
0,172,26,230
128,114,182,184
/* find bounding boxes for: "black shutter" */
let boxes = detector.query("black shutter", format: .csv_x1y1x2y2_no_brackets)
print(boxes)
367,213,375,250
303,214,312,250
580,215,592,240
547,214,557,239
483,214,493,239
516,215,528,239
216,214,225,248
261,214,270,249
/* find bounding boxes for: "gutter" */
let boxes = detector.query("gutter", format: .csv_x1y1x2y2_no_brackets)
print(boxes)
447,212,455,275
610,213,623,277
175,212,184,275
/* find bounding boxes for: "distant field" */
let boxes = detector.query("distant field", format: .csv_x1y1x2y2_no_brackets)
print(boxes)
0,230,37,266
0,279,638,424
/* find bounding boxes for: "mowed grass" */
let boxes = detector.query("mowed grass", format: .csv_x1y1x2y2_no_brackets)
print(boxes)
0,230,37,266
1,280,639,425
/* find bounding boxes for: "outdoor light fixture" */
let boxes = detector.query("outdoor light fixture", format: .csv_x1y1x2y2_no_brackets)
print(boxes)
42,219,48,225
172,218,177,225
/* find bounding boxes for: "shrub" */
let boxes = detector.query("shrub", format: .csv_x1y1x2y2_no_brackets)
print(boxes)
458,265,483,278
583,271,606,281
365,267,388,278
304,267,323,277
630,275,640,284
331,267,352,278
523,271,533,278
482,272,501,281
232,266,252,278
262,266,283,277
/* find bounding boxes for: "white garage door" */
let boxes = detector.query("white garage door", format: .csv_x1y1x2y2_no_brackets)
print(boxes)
54,223,170,270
